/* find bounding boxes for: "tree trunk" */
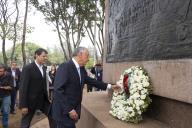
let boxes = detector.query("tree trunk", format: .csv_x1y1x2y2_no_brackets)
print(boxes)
11,0,19,61
55,20,69,60
50,0,68,60
66,32,72,59
21,0,29,66
2,38,8,66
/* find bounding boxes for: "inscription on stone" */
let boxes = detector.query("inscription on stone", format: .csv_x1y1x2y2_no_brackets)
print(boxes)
107,0,192,62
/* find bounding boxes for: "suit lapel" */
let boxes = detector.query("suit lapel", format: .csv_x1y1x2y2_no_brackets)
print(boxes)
80,67,85,85
32,62,43,78
70,60,81,84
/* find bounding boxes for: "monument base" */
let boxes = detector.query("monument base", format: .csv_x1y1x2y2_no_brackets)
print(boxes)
77,91,169,128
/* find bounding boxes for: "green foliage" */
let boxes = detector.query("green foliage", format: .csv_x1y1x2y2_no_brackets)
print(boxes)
47,46,64,65
2,23,34,41
5,42,65,67
6,42,41,66
85,57,94,69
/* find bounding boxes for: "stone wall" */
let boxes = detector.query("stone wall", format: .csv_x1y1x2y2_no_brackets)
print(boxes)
106,0,192,62
103,60,192,104
103,0,192,127
104,0,192,104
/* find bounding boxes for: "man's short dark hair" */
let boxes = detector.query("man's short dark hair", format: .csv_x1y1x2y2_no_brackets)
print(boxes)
34,48,48,56
34,48,48,59
0,64,7,71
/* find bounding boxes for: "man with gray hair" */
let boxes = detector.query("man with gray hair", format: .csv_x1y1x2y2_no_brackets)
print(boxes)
51,47,120,128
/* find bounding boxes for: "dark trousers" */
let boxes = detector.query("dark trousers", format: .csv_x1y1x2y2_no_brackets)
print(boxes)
52,112,76,128
49,89,54,101
54,120,76,128
20,101,55,128
10,87,17,112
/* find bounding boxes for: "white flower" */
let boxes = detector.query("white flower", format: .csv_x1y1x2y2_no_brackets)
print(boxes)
110,66,152,123
137,84,143,90
126,107,133,112
141,95,146,99
143,81,150,87
138,110,142,115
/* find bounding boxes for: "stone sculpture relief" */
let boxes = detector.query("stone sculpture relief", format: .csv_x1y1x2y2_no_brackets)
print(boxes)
107,0,192,62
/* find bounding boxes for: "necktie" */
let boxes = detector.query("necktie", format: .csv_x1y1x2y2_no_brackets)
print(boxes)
77,67,81,83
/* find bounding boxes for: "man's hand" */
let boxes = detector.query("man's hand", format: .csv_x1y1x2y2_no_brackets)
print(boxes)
111,84,122,92
69,109,78,121
21,108,28,115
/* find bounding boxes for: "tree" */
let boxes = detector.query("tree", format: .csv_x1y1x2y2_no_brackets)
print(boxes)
30,0,105,61
84,0,105,61
6,42,40,66
0,0,33,66
5,42,64,67
30,0,102,60
21,0,29,66
47,46,64,65
0,0,18,66
10,0,19,61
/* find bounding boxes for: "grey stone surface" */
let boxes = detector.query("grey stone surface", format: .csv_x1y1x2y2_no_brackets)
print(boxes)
147,95,192,128
106,0,192,62
103,59,192,104
77,92,170,128
31,118,49,128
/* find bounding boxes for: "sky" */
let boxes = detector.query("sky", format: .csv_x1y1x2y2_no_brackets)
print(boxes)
26,5,74,50
26,6,92,49
1,3,92,51
0,5,60,51
27,9,60,49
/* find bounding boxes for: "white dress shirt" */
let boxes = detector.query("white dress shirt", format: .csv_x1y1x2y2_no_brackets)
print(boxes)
72,58,81,83
11,69,16,87
35,61,44,77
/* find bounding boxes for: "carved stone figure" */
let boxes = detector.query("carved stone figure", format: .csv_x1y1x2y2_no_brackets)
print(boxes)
107,0,192,62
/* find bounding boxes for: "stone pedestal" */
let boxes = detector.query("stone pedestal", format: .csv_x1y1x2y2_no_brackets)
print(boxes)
78,0,192,127
77,92,170,128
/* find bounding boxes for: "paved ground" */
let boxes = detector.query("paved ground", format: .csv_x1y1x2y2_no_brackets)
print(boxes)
31,118,49,128
31,87,88,128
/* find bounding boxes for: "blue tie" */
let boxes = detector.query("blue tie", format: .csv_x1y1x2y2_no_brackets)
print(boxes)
77,67,81,83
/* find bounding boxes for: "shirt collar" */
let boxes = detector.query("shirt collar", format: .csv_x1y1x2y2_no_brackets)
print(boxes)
35,60,43,68
72,58,80,69
11,68,16,72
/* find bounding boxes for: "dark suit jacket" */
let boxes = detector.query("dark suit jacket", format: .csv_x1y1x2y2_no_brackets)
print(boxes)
91,67,103,81
7,67,21,90
19,62,49,110
51,60,107,124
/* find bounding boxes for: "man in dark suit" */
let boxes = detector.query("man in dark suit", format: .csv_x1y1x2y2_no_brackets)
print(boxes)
19,48,53,128
51,47,120,128
7,61,21,114
91,63,103,91
0,64,13,128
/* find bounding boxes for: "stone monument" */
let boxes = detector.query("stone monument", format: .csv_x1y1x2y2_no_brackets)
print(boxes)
107,0,192,62
77,0,192,128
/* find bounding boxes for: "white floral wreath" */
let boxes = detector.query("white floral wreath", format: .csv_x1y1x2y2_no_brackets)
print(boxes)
109,66,152,123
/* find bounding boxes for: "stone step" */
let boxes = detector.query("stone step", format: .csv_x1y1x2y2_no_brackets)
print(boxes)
31,118,49,128
77,91,170,128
